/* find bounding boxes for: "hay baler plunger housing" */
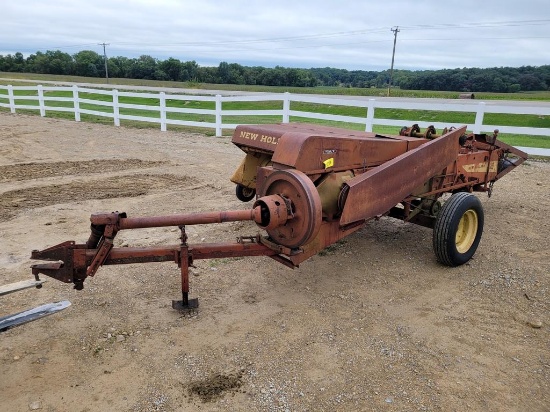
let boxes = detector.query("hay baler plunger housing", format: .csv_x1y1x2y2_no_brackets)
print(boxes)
31,123,527,310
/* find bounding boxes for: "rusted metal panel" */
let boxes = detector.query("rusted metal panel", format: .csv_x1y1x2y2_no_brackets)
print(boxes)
339,126,466,225
233,124,431,176
272,133,411,172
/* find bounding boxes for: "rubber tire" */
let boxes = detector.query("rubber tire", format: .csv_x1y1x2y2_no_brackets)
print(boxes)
433,192,484,267
235,184,256,202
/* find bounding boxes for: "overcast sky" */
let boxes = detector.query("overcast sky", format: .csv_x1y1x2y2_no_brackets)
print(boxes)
2,0,550,71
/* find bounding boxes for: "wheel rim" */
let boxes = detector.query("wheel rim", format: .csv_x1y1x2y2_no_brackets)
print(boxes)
455,209,478,254
241,187,255,198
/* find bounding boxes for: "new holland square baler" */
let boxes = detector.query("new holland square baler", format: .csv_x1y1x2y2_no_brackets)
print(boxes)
30,123,527,311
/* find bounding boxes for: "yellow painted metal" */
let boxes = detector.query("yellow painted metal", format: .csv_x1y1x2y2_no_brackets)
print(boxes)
455,209,478,253
316,171,354,218
230,153,271,189
462,160,498,173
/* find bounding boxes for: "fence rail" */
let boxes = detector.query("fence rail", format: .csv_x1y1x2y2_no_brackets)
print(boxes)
1,84,549,152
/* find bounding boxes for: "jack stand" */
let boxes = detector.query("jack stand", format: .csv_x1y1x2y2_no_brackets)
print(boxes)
172,225,199,312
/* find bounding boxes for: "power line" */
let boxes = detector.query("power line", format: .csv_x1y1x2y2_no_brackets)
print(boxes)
110,18,550,48
50,43,99,49
400,19,550,31
15,18,549,57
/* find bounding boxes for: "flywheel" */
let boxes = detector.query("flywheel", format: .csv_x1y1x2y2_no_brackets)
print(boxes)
256,169,322,249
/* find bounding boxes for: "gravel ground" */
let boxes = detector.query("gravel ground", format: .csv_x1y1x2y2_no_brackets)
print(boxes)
0,113,548,411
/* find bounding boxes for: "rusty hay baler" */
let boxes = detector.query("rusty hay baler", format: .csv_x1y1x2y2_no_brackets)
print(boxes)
30,123,527,311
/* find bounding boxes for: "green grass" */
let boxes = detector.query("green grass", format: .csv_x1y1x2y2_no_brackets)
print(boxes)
3,71,550,101
1,74,549,149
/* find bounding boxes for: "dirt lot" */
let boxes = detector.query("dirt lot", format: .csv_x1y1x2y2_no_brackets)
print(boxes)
0,113,548,412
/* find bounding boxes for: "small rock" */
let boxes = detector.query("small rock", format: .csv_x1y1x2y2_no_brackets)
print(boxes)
385,397,393,403
34,357,48,365
29,400,42,410
107,333,112,339
13,355,20,361
527,320,543,329
116,335,125,342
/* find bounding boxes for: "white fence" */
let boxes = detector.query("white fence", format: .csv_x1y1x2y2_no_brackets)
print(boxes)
1,84,549,146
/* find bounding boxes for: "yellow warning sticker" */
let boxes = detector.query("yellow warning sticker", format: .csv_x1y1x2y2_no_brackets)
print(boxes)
323,158,334,169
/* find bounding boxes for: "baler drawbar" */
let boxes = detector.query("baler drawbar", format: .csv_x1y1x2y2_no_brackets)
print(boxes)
31,123,527,310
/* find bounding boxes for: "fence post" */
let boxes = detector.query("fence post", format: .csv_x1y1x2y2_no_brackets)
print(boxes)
113,89,120,127
7,85,15,113
365,98,375,132
159,92,167,132
215,94,222,137
72,85,81,121
474,102,486,134
283,92,290,123
37,85,46,117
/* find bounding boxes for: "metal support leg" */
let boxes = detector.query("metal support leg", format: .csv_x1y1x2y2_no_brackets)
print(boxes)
172,226,199,311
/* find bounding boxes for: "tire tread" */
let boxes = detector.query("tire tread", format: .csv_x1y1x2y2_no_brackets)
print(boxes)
433,192,483,266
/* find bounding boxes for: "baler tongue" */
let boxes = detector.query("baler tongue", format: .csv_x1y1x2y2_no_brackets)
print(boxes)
31,241,85,287
31,261,63,271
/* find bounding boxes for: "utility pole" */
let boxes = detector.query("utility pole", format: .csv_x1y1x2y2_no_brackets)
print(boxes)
387,26,399,97
99,42,109,83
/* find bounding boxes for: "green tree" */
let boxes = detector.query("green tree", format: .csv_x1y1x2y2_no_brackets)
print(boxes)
159,58,182,81
73,50,103,77
128,55,158,80
180,61,199,81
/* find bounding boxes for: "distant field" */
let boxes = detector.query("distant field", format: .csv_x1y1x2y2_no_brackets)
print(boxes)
1,72,549,148
2,71,550,100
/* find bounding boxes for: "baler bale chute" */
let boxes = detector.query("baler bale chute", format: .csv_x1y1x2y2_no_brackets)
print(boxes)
30,123,527,311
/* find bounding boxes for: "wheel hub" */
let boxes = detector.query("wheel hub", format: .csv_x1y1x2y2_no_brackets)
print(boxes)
455,209,478,254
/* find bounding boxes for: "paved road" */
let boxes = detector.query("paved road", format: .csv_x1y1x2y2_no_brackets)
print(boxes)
517,146,550,156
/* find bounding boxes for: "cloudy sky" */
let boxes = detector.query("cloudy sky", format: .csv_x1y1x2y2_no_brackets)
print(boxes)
3,0,549,71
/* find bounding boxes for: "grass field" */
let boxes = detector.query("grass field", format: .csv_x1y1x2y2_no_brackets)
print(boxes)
2,71,550,100
1,73,549,148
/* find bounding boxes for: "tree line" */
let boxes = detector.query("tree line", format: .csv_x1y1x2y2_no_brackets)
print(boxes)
1,49,549,93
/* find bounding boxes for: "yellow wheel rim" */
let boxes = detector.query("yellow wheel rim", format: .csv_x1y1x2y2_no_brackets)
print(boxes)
455,209,478,254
